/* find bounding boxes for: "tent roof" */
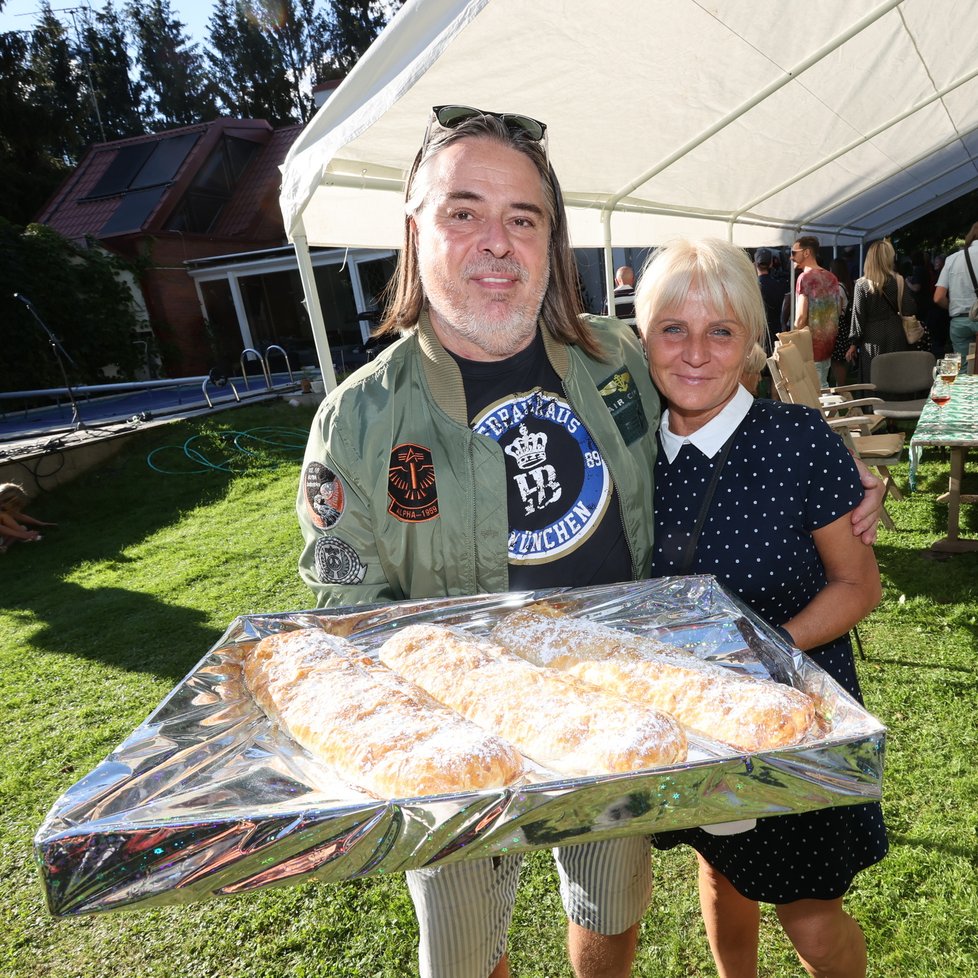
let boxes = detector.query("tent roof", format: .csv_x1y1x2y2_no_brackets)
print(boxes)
281,0,978,252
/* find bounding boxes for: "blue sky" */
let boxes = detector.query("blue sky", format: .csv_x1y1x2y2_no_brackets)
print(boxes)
0,1,215,45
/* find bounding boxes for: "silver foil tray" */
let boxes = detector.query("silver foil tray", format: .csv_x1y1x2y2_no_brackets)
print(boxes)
34,576,885,917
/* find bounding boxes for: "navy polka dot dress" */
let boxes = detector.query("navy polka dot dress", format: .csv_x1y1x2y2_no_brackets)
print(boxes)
651,399,888,903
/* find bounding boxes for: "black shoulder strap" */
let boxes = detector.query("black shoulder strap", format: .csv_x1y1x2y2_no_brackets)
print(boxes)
881,275,901,315
678,428,738,574
964,247,978,294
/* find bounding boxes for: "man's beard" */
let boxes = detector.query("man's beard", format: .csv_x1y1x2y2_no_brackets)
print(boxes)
422,257,550,359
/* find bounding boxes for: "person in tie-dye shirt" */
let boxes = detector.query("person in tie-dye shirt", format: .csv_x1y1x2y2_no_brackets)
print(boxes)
791,235,842,386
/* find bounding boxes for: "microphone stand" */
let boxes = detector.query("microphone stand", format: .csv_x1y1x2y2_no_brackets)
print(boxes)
13,293,86,431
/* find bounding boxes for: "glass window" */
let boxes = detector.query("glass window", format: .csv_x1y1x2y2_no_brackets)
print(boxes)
239,269,318,368
355,255,398,331
199,279,244,371
165,137,261,234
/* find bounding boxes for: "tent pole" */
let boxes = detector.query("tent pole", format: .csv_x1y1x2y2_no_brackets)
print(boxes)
602,213,616,321
292,226,338,392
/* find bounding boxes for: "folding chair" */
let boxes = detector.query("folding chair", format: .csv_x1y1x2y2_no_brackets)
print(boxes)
768,346,906,529
773,330,886,431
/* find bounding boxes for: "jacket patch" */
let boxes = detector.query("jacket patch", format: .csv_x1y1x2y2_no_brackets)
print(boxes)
315,536,366,585
388,442,440,523
472,391,612,564
598,367,648,445
303,461,346,530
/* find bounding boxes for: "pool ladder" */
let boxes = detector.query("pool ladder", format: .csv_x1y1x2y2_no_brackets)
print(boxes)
239,346,295,391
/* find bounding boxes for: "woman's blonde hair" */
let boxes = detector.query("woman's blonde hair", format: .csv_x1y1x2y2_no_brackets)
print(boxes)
0,483,27,513
744,341,768,375
634,237,767,349
862,239,896,293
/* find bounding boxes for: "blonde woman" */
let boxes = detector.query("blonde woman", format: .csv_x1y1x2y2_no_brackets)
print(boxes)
845,239,915,382
637,238,886,978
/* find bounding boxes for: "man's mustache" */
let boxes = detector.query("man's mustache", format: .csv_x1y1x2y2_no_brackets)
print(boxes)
464,259,528,283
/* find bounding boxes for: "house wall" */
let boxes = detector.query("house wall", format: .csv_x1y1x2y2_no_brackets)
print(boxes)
132,235,286,376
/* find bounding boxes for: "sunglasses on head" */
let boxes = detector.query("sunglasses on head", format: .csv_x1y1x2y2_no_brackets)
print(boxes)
431,104,547,140
422,105,549,163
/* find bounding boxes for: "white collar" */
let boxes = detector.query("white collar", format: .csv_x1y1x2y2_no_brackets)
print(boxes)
659,385,754,463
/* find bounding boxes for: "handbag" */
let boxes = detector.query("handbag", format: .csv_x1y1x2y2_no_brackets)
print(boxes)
964,247,978,321
886,276,925,344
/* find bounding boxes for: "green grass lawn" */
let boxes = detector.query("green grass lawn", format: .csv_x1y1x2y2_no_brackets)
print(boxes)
1,401,976,977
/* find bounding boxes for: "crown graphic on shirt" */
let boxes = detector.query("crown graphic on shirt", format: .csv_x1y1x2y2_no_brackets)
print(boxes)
504,424,548,470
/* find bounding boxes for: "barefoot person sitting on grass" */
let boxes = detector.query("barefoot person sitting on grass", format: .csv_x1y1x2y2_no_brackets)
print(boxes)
0,483,55,551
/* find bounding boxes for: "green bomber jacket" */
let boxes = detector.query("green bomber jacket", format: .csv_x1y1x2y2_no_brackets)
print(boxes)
296,310,660,608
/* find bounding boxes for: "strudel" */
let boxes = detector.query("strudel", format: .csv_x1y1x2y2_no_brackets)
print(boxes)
377,623,688,775
490,608,817,751
242,628,525,798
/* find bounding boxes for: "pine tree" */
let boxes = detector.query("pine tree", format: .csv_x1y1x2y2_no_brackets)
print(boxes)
207,0,296,124
325,0,398,76
127,0,217,130
29,3,86,158
79,2,144,141
0,27,72,224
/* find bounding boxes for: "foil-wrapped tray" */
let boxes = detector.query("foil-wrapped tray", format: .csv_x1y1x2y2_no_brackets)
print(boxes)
34,576,885,918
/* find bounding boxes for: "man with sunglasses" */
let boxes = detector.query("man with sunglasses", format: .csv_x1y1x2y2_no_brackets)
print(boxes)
296,105,882,978
790,235,843,387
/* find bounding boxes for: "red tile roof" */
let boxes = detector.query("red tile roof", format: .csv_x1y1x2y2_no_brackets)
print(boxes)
35,119,299,246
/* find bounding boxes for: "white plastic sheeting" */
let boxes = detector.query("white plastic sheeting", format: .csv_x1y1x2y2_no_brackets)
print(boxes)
279,0,978,375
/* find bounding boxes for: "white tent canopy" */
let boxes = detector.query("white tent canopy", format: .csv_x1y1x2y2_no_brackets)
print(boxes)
280,0,978,381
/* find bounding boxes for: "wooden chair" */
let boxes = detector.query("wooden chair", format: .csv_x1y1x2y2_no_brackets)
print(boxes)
767,346,906,529
773,330,886,431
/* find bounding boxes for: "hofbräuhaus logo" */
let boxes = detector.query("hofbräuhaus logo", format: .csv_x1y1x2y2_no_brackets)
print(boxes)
474,390,612,564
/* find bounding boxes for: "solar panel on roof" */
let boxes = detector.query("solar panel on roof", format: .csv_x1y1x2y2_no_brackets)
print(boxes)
135,133,201,188
98,186,167,235
84,132,201,200
88,143,157,198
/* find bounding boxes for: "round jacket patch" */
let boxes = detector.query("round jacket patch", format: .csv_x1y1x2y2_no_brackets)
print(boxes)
473,391,611,564
388,443,439,523
314,536,366,585
303,461,346,530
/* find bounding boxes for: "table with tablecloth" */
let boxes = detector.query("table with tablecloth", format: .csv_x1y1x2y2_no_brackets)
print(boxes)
909,374,978,553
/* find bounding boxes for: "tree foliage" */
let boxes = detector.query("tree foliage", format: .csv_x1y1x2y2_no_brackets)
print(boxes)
0,1,402,223
891,188,978,258
127,0,217,129
0,27,72,225
325,0,390,76
207,0,299,125
79,2,144,142
0,221,149,391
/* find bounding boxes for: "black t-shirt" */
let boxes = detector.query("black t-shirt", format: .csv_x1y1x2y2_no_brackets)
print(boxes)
451,331,631,590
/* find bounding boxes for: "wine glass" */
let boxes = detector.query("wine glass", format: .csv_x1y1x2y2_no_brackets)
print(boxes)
930,378,952,409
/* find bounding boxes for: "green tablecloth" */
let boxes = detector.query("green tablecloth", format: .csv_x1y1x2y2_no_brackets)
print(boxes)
909,375,978,491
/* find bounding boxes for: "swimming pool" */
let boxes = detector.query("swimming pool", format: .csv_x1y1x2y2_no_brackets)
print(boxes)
0,372,302,443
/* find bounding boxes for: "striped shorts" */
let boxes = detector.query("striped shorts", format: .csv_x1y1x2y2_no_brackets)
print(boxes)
405,835,652,978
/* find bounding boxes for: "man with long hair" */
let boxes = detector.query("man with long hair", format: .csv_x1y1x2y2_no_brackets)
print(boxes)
297,105,660,978
296,107,884,978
